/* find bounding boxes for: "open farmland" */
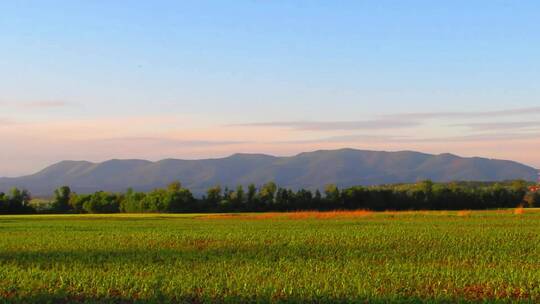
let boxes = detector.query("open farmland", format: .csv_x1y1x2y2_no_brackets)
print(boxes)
1,210,540,303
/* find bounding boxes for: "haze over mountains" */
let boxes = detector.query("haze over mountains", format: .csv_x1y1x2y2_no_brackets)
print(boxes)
0,149,537,196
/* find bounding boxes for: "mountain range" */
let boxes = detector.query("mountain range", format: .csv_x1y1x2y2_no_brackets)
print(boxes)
0,149,537,196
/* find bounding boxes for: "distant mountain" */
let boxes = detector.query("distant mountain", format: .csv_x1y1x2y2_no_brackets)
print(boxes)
0,149,537,196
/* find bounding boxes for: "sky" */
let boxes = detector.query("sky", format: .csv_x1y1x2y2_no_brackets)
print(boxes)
1,0,540,176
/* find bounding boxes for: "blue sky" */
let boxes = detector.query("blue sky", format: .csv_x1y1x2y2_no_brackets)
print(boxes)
1,1,539,175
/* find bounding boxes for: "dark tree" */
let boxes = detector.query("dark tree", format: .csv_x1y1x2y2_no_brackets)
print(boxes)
52,186,72,212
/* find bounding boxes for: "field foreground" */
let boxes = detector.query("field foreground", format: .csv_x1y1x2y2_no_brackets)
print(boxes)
1,210,540,303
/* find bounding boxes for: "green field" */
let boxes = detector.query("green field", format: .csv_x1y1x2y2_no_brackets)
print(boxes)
1,210,540,303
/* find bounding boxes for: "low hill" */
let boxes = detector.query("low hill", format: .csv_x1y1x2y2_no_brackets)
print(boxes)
0,149,537,196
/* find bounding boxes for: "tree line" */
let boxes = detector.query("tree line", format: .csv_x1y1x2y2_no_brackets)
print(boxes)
0,188,34,214
1,180,539,214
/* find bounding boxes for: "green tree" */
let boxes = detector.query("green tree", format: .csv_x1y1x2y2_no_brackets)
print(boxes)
0,188,34,214
205,186,222,209
511,180,528,192
259,182,277,207
167,181,182,192
82,192,120,213
69,193,91,213
52,186,72,212
165,183,195,212
324,184,341,208
246,184,257,208
231,185,245,209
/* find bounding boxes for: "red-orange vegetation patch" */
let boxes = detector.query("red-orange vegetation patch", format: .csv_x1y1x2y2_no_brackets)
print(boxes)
457,210,471,217
288,210,372,219
201,210,372,220
514,207,525,215
382,210,449,216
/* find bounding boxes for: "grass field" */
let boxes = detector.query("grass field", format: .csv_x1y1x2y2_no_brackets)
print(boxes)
1,210,540,303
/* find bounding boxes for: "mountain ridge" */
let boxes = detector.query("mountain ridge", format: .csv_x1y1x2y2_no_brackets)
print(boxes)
0,148,537,196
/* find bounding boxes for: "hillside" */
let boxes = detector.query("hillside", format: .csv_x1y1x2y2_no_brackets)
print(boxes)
0,149,537,196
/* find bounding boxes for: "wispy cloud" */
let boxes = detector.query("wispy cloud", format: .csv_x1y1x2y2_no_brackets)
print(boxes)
229,119,420,131
229,107,540,132
276,132,540,145
413,132,540,143
99,137,247,147
275,134,408,144
452,121,540,131
387,107,540,120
